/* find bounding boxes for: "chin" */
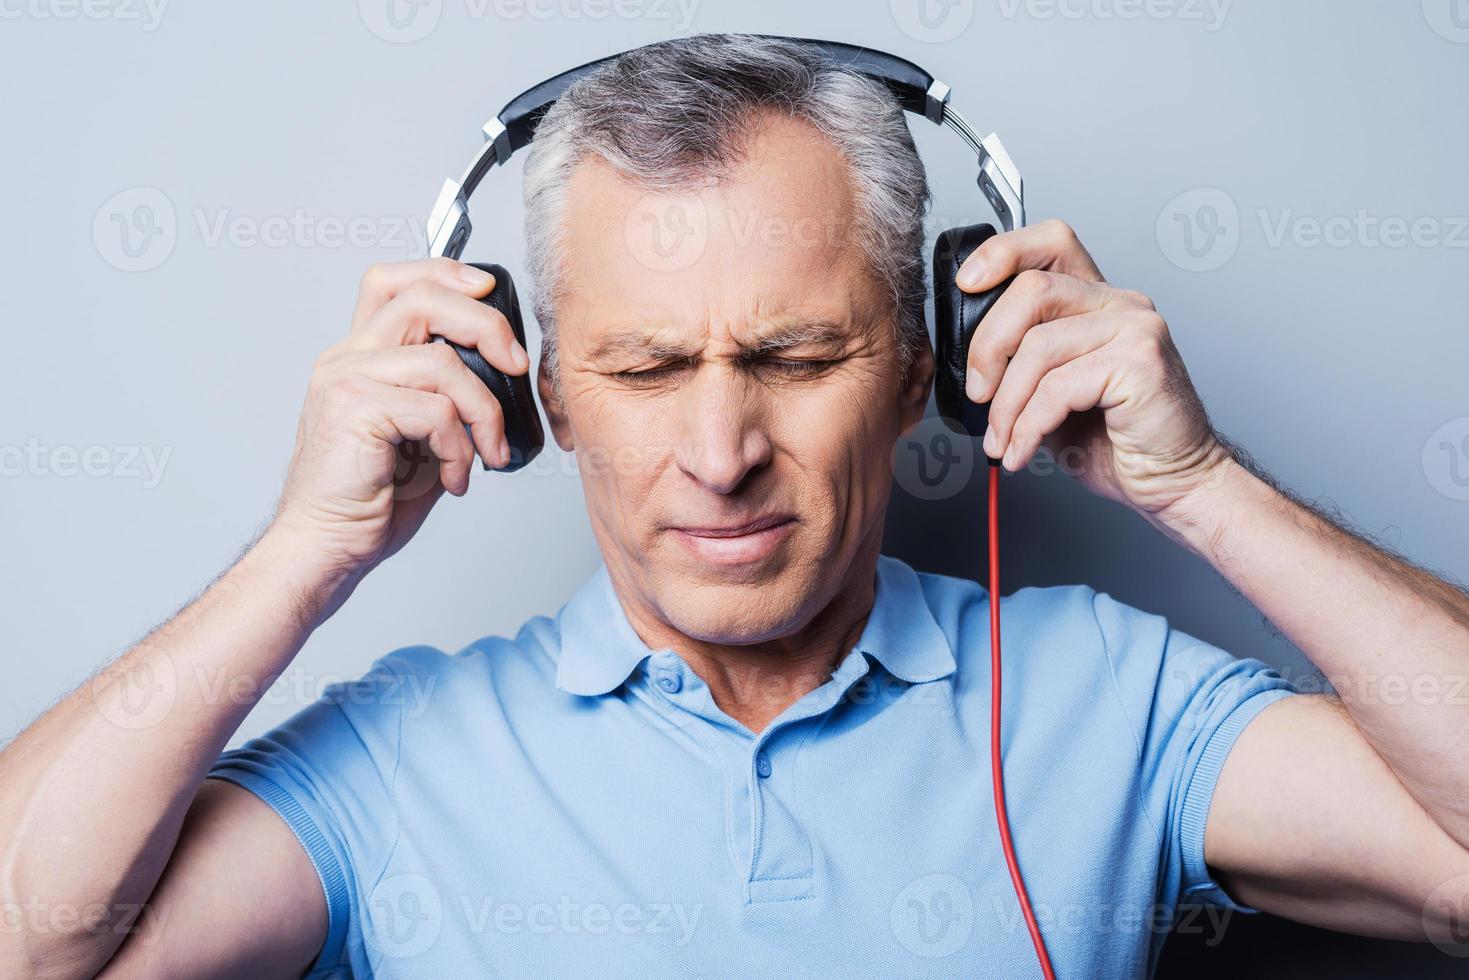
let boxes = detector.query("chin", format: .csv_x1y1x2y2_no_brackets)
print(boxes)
652,559,820,645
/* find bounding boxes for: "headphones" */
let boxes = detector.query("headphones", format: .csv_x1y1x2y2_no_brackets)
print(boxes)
422,34,1026,472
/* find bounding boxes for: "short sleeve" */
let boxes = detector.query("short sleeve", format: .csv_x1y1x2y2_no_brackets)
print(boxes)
207,650,425,976
1091,592,1297,913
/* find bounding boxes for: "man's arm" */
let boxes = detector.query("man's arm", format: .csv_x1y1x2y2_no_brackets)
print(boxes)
95,780,329,979
1163,453,1469,940
956,219,1469,941
0,529,344,978
0,258,526,978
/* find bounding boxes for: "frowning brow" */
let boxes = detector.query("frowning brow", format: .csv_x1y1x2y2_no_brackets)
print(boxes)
587,321,852,363
738,321,851,357
586,332,702,363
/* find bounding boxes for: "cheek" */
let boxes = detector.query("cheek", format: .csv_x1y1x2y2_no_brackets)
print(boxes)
771,370,903,498
565,385,672,510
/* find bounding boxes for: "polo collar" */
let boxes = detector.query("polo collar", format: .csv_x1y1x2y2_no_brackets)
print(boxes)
554,554,958,697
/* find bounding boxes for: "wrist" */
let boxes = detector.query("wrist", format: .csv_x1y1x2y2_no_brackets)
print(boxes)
236,522,369,631
1145,451,1274,560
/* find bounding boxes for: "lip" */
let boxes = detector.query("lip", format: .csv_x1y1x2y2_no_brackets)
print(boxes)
668,514,796,565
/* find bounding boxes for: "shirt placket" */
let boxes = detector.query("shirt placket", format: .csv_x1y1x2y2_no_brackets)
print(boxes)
642,648,877,906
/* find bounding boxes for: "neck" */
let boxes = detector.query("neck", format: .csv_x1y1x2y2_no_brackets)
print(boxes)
618,546,882,734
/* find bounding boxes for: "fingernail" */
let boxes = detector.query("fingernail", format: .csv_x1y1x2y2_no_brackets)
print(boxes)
511,342,530,372
459,264,493,288
983,425,998,458
958,257,987,290
1002,445,1017,471
498,437,510,467
965,367,985,403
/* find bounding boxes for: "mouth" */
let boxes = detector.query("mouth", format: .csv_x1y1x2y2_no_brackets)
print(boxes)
667,513,797,565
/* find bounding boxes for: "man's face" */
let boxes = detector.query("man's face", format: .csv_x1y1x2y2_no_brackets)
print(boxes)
542,112,931,645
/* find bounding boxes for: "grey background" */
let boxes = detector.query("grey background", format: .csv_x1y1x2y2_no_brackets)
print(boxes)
2,1,1466,975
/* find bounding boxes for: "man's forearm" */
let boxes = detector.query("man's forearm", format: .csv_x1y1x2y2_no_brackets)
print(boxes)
1155,451,1469,847
0,528,347,977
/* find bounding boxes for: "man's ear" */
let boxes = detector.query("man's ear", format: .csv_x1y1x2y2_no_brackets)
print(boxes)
899,338,936,431
538,360,575,452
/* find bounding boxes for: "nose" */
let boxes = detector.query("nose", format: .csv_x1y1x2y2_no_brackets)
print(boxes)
672,364,773,495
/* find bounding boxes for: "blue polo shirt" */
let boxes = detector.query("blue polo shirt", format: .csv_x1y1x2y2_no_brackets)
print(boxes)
209,554,1295,978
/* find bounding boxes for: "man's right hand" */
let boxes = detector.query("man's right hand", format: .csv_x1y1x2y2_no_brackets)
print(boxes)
271,258,531,578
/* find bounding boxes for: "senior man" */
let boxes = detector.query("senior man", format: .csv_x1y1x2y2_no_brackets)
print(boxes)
4,34,1469,980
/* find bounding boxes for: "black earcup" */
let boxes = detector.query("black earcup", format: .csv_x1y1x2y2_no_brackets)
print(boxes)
435,262,545,472
932,223,1016,437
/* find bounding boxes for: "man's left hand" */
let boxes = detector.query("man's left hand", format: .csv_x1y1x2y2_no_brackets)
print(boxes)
958,218,1232,517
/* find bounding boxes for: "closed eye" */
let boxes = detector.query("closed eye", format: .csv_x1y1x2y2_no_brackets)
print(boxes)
608,356,840,387
751,358,838,380
609,359,697,387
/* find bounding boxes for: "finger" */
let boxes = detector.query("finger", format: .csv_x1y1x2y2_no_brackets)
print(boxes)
1000,348,1121,472
350,258,496,332
966,270,1145,403
359,381,478,496
350,279,530,377
956,219,1104,293
335,345,510,469
980,310,1121,460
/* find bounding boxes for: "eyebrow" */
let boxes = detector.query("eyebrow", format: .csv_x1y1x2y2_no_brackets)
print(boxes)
737,321,850,357
587,320,852,363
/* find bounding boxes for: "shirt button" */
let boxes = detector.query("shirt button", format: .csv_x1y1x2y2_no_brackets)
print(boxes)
755,752,772,779
656,670,682,694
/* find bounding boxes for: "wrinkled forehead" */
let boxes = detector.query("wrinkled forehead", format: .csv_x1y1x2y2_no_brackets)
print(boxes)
554,114,889,351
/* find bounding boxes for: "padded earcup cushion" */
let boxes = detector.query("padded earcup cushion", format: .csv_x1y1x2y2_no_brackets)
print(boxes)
438,262,545,472
932,223,1016,437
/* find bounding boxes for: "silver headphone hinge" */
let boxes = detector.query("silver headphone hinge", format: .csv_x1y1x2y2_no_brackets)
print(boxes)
924,80,951,125
482,117,512,165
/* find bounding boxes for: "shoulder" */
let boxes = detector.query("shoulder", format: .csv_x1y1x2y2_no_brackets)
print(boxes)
909,562,1130,652
903,559,1190,701
341,613,569,723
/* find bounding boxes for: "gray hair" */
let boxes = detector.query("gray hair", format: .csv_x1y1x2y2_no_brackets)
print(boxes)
521,33,932,391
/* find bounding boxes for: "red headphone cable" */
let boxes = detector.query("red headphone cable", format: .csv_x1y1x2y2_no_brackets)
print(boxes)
988,462,1057,980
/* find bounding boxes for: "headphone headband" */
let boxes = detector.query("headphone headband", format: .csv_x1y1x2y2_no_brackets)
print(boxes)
426,35,1024,260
